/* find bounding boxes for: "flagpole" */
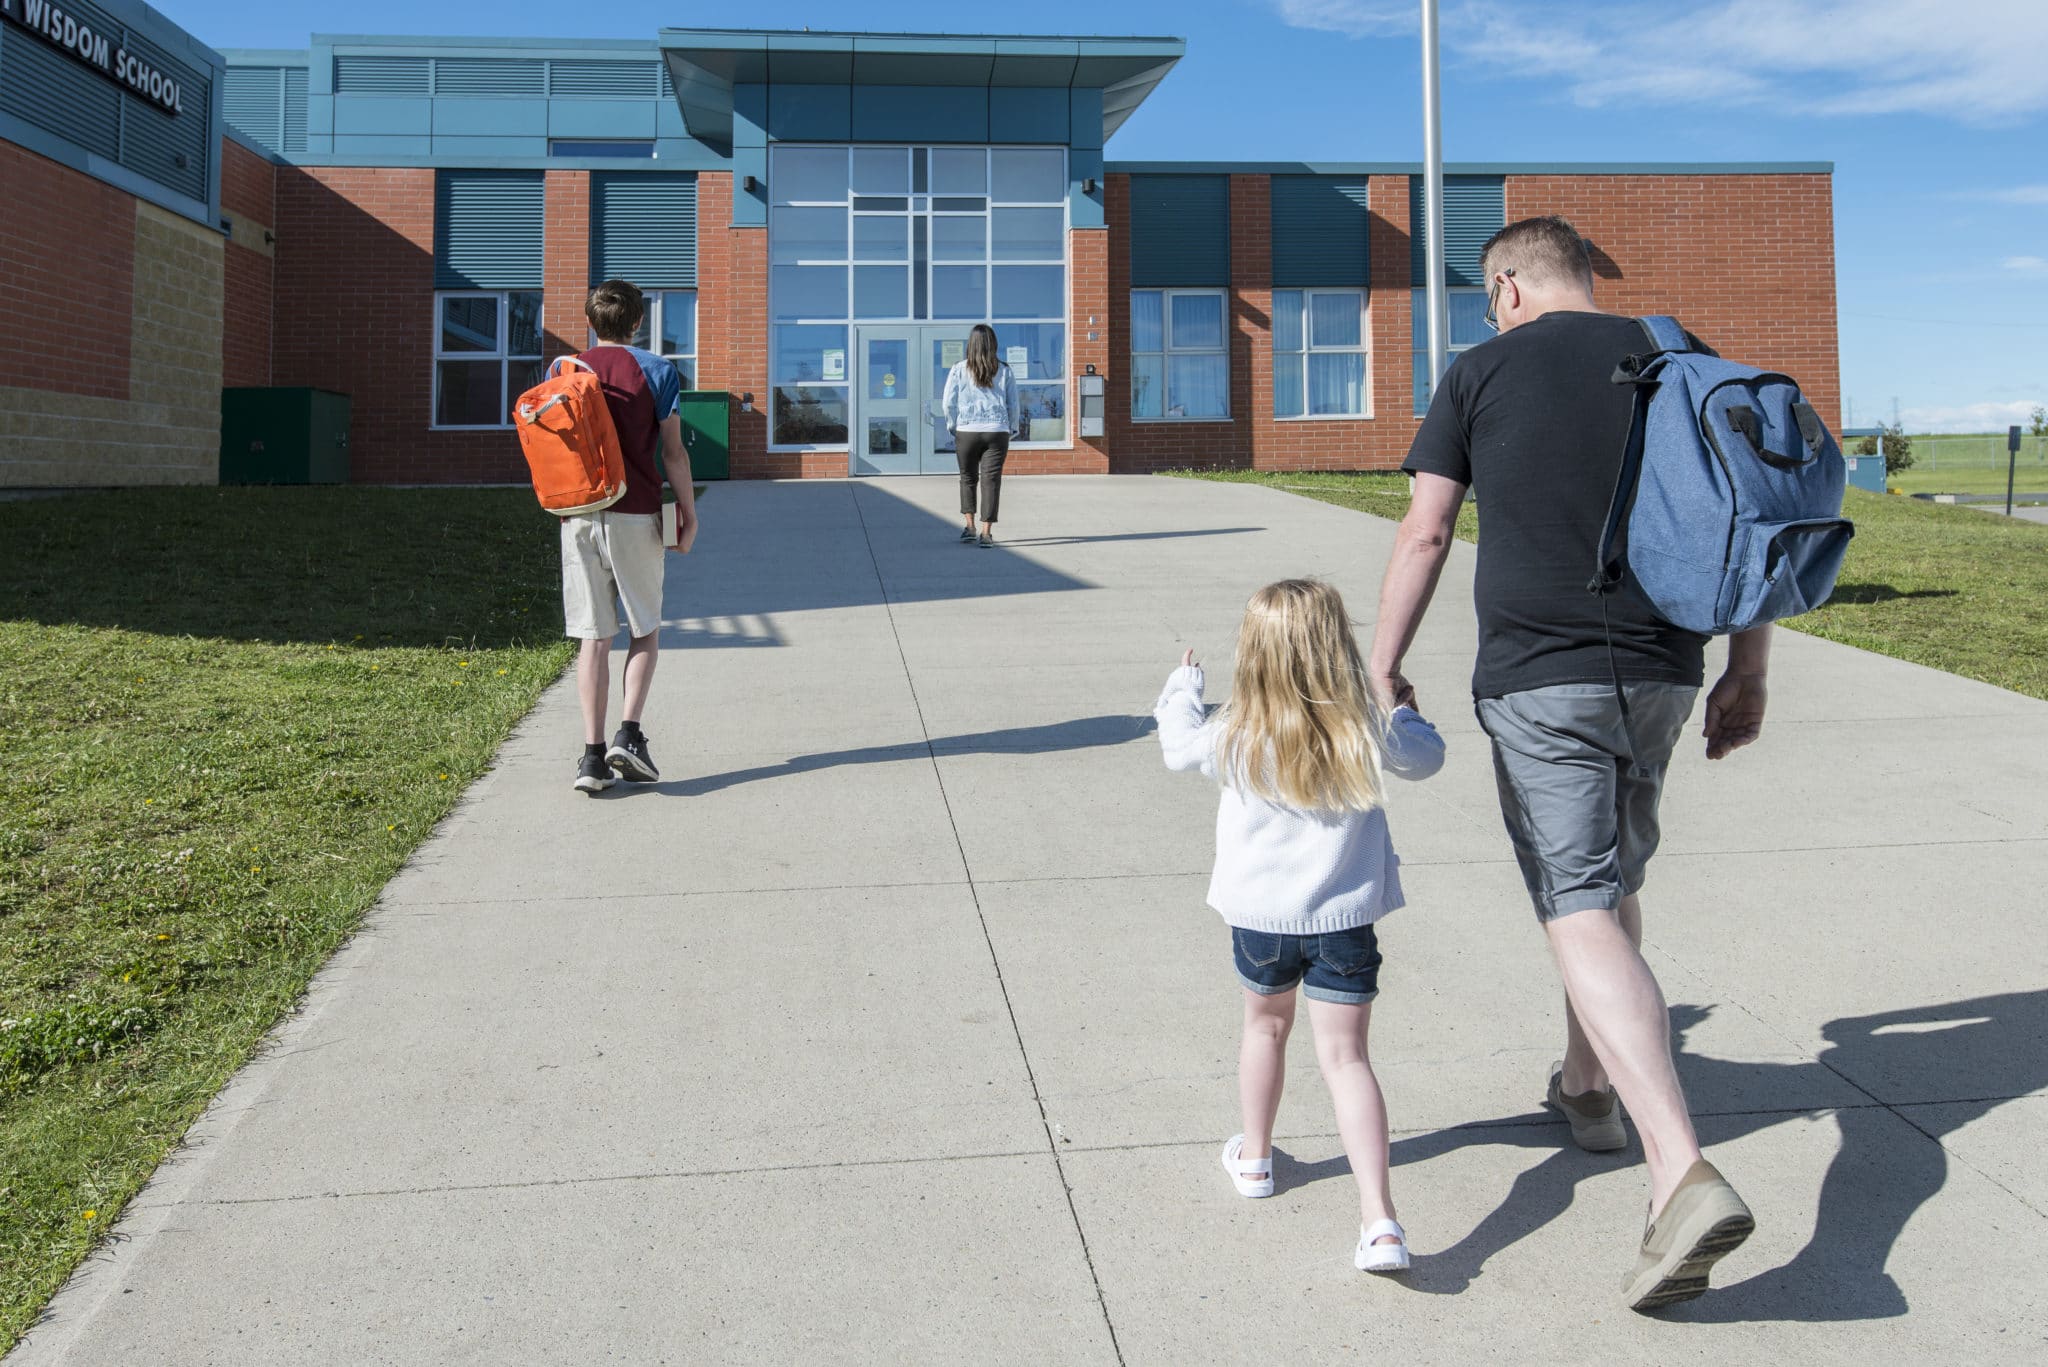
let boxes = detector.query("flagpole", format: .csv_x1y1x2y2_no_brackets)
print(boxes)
1420,0,1448,397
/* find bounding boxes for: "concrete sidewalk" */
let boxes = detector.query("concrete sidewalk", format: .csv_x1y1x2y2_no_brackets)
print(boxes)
13,476,2047,1365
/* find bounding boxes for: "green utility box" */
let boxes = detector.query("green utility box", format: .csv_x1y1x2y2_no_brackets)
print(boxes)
677,390,730,481
220,388,351,485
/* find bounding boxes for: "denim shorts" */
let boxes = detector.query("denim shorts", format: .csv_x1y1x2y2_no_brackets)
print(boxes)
1231,924,1383,1005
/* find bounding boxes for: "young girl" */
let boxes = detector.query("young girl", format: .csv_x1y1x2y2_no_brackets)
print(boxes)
1156,578,1445,1273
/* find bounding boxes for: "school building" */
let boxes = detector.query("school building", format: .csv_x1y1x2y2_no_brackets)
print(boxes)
0,8,1840,486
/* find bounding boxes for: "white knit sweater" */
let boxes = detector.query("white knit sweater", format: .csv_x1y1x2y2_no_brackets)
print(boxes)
1155,664,1446,934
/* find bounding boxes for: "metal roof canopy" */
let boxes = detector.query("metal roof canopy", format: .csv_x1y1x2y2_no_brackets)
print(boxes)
657,28,1183,150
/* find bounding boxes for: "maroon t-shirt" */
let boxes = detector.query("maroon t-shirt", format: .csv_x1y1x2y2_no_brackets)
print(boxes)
575,345,680,515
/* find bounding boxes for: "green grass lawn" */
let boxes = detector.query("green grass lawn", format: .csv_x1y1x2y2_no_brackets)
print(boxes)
1171,470,2048,703
0,488,574,1352
1889,462,2048,499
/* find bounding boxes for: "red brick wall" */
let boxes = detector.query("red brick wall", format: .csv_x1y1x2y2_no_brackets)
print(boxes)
999,225,1109,476
542,170,589,364
0,141,133,400
697,172,793,478
1507,174,1840,426
273,166,524,483
220,137,274,225
221,138,276,389
1064,225,1112,474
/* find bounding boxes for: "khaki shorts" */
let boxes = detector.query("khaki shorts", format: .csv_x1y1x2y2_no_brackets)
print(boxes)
560,510,665,640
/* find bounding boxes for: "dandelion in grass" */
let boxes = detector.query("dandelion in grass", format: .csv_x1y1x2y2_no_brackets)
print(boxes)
81,1210,96,1222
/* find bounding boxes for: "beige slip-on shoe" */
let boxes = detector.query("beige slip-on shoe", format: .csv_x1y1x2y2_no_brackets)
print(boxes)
1547,1060,1628,1152
1623,1158,1755,1312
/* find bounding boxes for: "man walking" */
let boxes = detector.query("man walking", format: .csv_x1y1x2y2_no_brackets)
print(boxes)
1369,216,1768,1310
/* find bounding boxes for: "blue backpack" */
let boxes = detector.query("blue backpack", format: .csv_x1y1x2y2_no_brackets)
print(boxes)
1592,316,1854,635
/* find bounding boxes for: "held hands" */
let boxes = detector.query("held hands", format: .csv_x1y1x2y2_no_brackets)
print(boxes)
1703,670,1767,759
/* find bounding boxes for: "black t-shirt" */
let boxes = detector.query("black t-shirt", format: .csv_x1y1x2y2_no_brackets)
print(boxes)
1403,310,1708,700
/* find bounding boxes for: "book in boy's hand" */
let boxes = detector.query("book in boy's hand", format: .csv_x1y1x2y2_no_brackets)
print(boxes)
663,499,698,554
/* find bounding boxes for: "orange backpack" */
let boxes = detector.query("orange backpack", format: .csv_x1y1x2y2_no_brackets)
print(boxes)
512,356,628,515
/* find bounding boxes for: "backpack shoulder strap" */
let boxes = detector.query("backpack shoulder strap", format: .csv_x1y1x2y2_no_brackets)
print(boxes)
1637,315,1693,353
1590,369,1654,596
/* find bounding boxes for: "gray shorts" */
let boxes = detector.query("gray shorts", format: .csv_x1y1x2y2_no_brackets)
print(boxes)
560,510,665,640
1474,682,1698,922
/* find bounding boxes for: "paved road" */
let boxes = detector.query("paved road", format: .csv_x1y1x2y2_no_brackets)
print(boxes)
13,477,2048,1364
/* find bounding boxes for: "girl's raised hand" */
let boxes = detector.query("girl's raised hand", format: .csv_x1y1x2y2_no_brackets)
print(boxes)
1182,648,1198,669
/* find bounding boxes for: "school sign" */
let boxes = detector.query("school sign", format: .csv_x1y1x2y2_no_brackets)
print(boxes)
0,0,185,114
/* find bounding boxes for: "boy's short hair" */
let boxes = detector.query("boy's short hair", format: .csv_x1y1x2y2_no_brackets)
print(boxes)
586,279,645,344
1479,215,1594,290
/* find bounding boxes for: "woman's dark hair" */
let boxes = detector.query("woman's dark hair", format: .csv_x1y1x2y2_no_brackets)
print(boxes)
965,324,1000,387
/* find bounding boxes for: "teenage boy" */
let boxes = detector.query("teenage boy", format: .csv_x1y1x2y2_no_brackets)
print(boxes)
561,279,699,795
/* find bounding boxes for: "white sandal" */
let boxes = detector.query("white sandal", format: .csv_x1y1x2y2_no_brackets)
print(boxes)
1220,1134,1274,1198
1354,1218,1412,1273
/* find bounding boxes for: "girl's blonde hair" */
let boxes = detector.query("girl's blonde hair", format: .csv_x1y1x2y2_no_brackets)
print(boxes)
1214,579,1391,812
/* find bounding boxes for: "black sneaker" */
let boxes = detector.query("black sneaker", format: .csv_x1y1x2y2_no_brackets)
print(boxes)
977,530,995,548
606,727,660,782
574,753,615,795
959,525,976,542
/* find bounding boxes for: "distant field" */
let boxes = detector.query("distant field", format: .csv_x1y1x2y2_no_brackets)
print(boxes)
1884,432,2048,499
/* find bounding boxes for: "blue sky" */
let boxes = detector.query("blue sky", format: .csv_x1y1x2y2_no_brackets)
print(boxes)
185,0,2046,432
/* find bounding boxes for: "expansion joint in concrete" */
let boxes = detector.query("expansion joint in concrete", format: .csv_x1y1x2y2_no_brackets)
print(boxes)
845,482,1129,1366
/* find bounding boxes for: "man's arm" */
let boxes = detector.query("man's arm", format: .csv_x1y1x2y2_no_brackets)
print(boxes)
1367,471,1465,709
657,413,698,554
1703,624,1771,759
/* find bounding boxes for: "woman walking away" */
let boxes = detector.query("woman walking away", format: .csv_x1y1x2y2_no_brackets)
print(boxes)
943,323,1019,547
1156,579,1446,1274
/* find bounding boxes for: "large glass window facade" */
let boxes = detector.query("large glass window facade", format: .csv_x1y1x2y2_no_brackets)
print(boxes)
769,145,1069,450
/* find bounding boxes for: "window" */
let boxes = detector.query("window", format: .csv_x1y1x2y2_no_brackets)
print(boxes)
1131,289,1229,420
550,140,654,159
1411,287,1490,414
766,144,1069,450
434,291,543,428
587,291,698,388
1274,290,1369,418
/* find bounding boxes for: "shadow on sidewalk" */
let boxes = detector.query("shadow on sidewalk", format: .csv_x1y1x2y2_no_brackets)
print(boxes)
993,527,1264,548
612,715,1159,797
1278,991,2048,1319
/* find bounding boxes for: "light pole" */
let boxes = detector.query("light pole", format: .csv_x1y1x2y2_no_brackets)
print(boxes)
1420,0,1448,399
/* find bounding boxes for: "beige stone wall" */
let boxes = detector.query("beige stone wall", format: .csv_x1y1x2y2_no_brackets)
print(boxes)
0,201,224,487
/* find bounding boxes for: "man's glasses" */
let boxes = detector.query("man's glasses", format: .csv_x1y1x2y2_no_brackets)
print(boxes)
1483,268,1515,333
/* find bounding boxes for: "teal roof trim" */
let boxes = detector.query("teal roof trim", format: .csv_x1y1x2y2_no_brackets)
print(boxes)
658,28,1182,150
1107,161,1835,176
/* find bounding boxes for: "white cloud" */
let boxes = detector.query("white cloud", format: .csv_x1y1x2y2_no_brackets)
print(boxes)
1899,400,2045,433
1987,186,2048,204
2005,256,2048,273
1268,1,1416,37
1271,1,2048,125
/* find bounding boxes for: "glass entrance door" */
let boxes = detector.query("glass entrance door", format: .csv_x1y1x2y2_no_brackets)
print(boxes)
854,331,917,475
853,325,974,475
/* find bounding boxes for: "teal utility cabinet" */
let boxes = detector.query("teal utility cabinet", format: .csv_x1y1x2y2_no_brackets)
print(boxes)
220,388,351,485
678,390,730,481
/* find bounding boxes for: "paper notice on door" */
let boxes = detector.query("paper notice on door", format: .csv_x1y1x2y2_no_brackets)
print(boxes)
941,339,966,367
1006,345,1029,374
822,349,845,381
